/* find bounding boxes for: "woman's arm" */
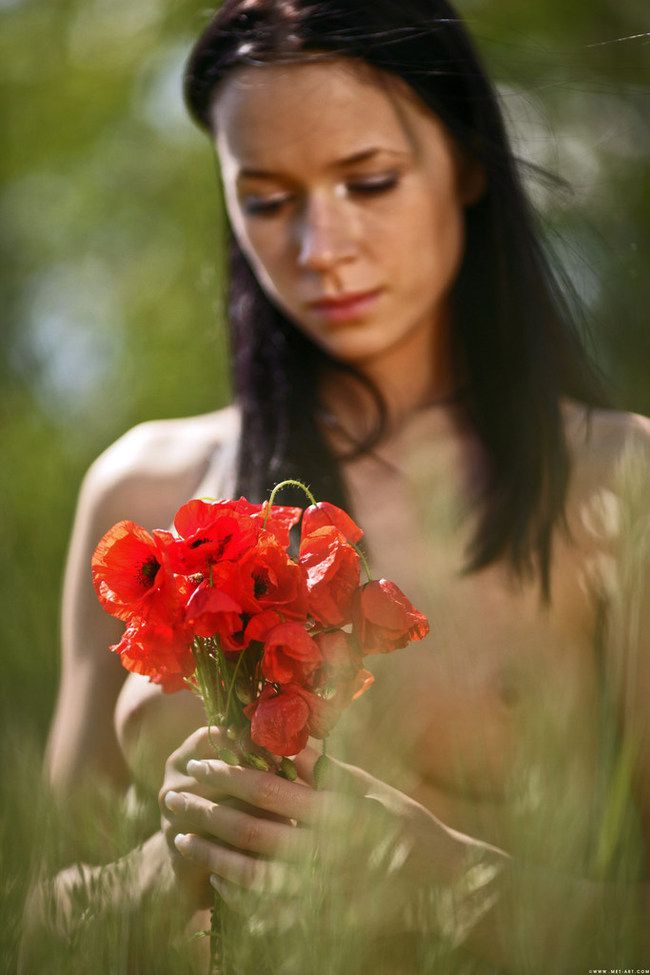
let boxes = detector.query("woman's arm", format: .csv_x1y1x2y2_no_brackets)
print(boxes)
46,418,218,800
163,739,650,974
25,415,229,949
20,833,174,950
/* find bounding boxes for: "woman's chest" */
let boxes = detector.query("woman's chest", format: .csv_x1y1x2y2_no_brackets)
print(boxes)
336,578,600,801
337,443,604,843
117,425,605,850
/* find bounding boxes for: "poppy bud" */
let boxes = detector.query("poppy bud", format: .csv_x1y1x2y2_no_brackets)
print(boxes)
313,754,331,790
279,758,298,781
217,746,239,765
235,683,252,705
246,754,271,772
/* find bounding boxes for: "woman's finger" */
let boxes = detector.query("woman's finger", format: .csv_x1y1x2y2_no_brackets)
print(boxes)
163,791,311,860
175,834,300,896
168,725,229,772
159,728,248,813
185,759,330,824
157,771,230,823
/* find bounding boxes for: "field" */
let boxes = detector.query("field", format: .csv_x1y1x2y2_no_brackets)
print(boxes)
1,0,648,971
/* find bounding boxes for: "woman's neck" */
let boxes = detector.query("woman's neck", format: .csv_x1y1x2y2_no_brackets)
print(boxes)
321,308,459,441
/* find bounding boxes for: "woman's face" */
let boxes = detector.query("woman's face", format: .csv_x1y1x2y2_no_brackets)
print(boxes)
212,58,483,369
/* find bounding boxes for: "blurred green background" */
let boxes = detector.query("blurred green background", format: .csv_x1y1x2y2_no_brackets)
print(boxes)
0,0,648,963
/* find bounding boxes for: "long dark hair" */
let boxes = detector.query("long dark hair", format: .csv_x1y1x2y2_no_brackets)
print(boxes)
183,0,607,596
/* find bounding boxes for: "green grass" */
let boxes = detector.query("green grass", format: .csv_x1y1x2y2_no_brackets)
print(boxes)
2,0,649,970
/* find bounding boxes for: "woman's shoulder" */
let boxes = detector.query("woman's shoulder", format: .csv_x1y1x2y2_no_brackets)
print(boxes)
561,400,650,542
562,399,650,474
90,403,240,478
81,404,241,528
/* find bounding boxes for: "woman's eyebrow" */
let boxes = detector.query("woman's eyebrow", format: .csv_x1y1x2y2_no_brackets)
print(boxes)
236,146,410,181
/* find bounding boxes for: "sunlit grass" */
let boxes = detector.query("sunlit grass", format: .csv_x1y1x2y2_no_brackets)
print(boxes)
7,530,648,975
4,444,649,973
2,0,649,971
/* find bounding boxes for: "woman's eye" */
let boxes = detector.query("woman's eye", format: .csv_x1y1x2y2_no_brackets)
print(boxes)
241,196,291,217
346,175,400,196
241,175,400,218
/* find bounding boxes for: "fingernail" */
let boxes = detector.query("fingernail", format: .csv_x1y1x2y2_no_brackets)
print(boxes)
164,790,184,812
174,833,191,854
209,874,222,892
186,759,208,777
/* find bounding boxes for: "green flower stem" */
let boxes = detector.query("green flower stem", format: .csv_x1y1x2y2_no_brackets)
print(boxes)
192,638,221,725
191,638,229,975
266,479,318,523
354,544,373,583
224,647,247,726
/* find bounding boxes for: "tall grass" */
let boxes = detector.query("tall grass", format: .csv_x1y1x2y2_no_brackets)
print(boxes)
7,445,649,975
2,1,649,971
5,698,647,974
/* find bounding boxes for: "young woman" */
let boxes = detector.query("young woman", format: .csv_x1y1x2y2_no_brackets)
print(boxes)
39,0,650,971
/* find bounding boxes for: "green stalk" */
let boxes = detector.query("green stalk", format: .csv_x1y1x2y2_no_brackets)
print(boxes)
354,544,373,583
224,647,247,726
192,637,230,975
265,478,373,582
265,479,318,525
192,638,221,724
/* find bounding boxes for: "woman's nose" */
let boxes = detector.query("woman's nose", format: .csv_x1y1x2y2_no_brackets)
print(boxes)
296,194,357,273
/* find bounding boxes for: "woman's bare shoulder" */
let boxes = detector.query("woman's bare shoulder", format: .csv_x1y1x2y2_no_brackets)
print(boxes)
563,399,650,474
48,405,240,795
88,404,239,484
561,400,650,542
82,404,240,527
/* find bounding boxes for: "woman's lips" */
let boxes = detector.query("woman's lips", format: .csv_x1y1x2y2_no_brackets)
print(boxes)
307,288,384,323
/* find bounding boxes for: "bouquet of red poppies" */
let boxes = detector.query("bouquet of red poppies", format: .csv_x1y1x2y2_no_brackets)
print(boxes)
92,480,429,774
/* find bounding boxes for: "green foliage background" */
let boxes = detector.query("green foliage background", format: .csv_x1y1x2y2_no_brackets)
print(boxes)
0,0,648,968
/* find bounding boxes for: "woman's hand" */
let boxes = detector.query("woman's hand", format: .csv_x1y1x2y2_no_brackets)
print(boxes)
158,725,301,912
158,725,241,910
161,728,475,935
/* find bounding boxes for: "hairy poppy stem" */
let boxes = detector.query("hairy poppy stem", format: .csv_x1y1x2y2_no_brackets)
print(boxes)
192,638,220,724
265,479,318,524
224,645,247,725
354,545,373,583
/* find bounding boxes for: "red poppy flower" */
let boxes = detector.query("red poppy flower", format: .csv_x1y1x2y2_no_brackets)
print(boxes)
161,499,259,574
217,609,288,655
92,520,179,623
353,578,429,653
111,617,194,693
301,502,364,545
302,687,339,739
228,498,303,549
244,683,336,756
261,622,322,685
244,684,311,756
315,629,363,678
234,536,308,619
330,667,375,710
299,526,361,626
185,580,243,642
243,609,283,645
